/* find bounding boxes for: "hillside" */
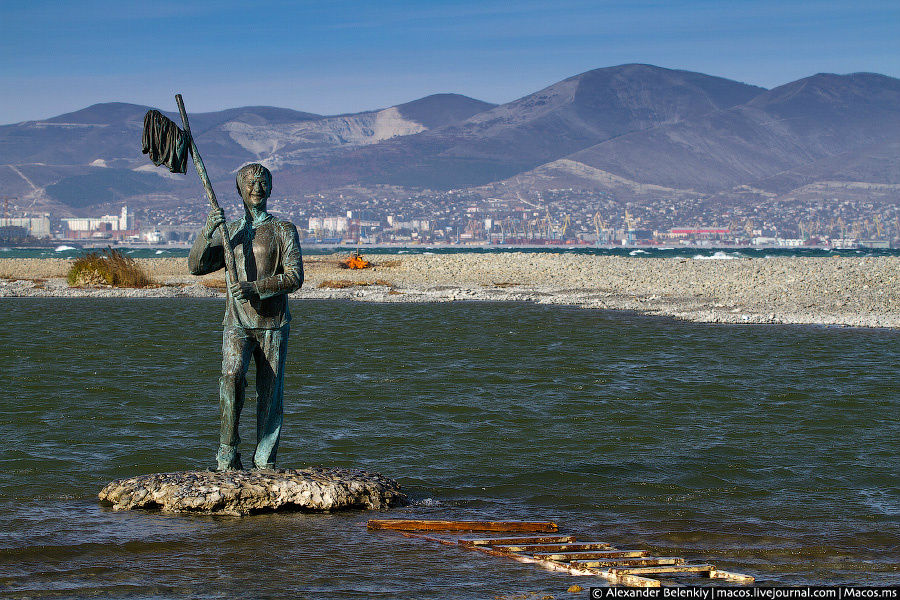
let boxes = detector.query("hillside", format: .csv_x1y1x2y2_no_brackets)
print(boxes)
561,72,900,193
3,66,900,219
279,64,765,190
0,94,494,215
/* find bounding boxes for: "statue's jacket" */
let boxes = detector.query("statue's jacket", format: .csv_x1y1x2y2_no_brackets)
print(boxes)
188,215,304,329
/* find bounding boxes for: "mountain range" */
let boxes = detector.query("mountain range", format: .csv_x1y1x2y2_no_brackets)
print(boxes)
2,64,899,218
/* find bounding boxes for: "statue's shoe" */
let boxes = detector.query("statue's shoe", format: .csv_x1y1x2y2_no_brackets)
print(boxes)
215,445,243,471
213,452,244,471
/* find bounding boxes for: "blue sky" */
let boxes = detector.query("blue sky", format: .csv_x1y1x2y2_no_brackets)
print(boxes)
1,0,898,124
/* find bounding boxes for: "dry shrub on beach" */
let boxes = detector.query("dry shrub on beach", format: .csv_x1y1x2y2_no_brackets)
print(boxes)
67,248,152,288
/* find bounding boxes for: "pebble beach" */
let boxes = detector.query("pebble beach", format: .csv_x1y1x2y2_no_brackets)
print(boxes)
1,253,897,328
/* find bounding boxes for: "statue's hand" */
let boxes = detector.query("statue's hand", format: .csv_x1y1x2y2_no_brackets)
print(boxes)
203,207,226,240
230,280,258,302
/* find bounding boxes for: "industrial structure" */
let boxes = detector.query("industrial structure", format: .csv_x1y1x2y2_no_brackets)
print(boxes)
60,206,136,241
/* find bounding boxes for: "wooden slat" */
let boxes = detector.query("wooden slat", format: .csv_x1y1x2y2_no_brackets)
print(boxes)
609,564,716,575
367,519,557,532
494,542,612,553
709,570,755,583
609,572,662,588
370,520,754,588
464,544,601,576
569,557,685,568
458,535,576,547
534,549,648,561
399,530,601,579
397,531,457,546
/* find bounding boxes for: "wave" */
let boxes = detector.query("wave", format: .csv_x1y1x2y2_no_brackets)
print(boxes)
694,251,740,260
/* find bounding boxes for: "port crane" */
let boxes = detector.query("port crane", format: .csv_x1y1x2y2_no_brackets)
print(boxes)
593,212,611,245
465,218,484,239
624,210,640,244
541,209,554,240
559,214,571,239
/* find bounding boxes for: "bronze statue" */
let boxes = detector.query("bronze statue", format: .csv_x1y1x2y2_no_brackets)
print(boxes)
189,163,303,470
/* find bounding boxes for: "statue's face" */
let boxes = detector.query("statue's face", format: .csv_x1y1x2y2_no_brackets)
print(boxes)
241,171,271,209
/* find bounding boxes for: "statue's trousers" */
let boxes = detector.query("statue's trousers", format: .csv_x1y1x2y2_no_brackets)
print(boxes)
218,324,290,468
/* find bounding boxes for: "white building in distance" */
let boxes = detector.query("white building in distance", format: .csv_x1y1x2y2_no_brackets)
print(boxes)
0,215,51,238
62,206,134,238
307,216,349,235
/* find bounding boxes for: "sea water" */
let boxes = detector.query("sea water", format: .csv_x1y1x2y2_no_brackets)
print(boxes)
0,298,897,597
1,245,899,260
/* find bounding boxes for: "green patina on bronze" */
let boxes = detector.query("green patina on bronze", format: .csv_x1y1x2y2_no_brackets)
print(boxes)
188,164,304,470
143,95,304,471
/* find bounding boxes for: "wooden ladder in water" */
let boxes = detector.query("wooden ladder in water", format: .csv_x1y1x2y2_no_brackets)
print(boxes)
367,519,754,588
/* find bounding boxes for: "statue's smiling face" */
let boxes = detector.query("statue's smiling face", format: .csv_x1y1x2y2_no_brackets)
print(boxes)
243,176,270,207
236,163,272,211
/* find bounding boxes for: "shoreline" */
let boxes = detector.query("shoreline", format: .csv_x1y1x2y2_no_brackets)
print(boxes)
1,253,897,328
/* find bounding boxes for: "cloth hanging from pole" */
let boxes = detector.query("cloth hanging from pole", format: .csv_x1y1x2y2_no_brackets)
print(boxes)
141,109,189,174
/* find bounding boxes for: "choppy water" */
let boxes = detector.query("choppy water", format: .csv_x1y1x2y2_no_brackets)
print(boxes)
1,299,897,597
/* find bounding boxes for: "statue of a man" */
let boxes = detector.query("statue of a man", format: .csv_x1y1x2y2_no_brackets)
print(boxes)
189,163,303,471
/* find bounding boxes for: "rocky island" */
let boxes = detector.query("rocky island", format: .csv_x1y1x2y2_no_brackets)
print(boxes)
99,467,406,516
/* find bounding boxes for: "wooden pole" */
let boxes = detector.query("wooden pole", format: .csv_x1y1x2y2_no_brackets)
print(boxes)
174,94,248,309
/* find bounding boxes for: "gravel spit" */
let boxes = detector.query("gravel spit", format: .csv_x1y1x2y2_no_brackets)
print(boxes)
1,253,897,328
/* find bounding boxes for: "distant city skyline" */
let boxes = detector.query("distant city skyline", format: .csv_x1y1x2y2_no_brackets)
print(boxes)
2,0,899,124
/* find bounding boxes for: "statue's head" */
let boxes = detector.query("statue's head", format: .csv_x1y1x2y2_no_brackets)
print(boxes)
236,163,272,211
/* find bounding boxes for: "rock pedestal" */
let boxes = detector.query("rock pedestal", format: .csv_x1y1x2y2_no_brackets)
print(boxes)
99,467,406,516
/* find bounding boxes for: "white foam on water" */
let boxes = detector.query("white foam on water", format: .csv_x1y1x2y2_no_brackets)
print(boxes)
155,250,165,254
413,497,442,507
629,249,648,256
860,489,900,516
694,251,739,260
54,245,77,252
